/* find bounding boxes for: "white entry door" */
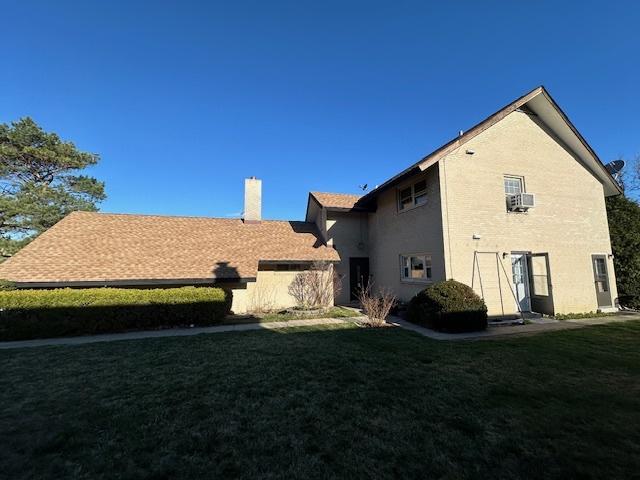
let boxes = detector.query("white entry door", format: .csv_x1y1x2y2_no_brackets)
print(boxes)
511,253,531,312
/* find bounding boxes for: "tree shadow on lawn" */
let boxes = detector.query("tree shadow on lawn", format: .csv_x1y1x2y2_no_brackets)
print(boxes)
1,322,639,479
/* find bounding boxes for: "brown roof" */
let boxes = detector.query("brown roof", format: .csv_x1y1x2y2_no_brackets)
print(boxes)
0,212,339,285
310,192,364,210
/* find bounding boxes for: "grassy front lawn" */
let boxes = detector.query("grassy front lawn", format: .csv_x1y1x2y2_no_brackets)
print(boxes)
1,322,639,479
223,305,361,324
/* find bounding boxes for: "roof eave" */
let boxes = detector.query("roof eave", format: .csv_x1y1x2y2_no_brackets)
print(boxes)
360,86,545,202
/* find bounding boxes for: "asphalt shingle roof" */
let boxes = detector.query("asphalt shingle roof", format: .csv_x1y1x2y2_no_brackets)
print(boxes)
310,192,363,210
0,211,339,284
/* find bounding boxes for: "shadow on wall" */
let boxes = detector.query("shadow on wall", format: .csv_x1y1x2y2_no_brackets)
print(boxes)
211,262,240,313
288,221,325,249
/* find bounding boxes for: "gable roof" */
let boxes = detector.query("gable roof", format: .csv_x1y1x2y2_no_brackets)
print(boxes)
359,86,623,204
309,191,365,210
0,211,339,286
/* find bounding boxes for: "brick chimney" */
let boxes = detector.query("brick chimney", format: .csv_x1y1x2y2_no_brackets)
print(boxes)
243,177,262,223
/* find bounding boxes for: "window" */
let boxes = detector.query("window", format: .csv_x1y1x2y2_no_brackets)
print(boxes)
504,176,524,211
261,263,304,271
398,178,428,211
399,186,413,210
413,180,427,206
504,176,523,195
400,254,432,282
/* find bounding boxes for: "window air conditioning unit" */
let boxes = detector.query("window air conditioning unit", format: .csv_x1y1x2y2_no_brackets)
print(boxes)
509,193,535,211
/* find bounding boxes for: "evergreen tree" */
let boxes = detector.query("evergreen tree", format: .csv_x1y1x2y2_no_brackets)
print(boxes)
606,194,640,309
0,117,105,258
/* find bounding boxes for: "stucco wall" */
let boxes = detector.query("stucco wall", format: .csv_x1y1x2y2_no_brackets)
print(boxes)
326,211,369,304
305,197,327,243
230,267,334,313
367,167,446,301
438,110,617,315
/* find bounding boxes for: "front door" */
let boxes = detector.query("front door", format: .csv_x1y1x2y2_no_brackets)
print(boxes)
349,257,370,300
511,253,531,312
592,255,612,307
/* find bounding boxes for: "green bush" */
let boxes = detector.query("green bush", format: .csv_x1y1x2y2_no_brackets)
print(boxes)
407,280,488,333
0,286,231,341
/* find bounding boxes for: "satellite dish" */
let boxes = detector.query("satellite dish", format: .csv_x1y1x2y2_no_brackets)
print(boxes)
605,159,625,176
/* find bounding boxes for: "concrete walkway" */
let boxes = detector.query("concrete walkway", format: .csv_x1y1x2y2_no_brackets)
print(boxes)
388,311,640,340
0,317,361,350
2,311,638,349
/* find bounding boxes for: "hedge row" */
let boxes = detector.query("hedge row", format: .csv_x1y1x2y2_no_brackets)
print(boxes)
0,287,231,341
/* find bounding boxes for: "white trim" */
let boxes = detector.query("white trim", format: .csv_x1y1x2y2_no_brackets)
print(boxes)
399,253,433,283
510,252,532,311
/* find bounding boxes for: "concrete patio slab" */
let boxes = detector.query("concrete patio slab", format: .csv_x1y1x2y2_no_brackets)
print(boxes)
388,311,640,340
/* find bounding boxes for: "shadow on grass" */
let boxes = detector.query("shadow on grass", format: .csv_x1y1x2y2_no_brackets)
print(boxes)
1,321,639,479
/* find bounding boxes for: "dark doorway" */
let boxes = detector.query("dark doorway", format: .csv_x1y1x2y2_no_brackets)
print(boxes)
592,254,612,308
526,252,554,315
349,257,370,300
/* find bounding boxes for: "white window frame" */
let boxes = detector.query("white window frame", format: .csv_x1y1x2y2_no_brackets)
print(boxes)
504,175,525,212
397,178,428,212
400,253,433,283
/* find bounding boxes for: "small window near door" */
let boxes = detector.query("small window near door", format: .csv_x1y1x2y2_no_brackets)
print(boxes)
400,254,432,282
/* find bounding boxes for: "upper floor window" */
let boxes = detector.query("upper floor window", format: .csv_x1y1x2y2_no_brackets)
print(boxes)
504,176,523,195
398,179,428,211
400,254,432,282
504,175,524,211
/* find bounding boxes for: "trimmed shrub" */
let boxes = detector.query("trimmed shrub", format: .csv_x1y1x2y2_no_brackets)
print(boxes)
0,286,231,341
407,280,488,333
0,280,16,291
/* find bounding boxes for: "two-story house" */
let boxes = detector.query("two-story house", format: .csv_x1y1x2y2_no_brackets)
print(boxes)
0,87,621,317
308,86,621,317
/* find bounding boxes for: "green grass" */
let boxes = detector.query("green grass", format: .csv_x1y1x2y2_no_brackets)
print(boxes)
223,305,361,324
1,321,639,479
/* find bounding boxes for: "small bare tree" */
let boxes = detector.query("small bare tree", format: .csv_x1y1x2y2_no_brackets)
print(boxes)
288,261,340,309
248,283,277,313
288,273,312,309
617,153,640,196
357,283,396,327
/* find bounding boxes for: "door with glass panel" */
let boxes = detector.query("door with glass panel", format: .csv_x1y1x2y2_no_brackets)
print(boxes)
510,253,531,312
591,255,612,307
527,253,554,315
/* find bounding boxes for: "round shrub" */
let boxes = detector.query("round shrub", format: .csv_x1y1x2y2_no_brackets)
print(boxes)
407,280,488,333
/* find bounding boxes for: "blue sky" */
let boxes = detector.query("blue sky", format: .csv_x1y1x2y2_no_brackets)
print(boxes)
3,1,639,219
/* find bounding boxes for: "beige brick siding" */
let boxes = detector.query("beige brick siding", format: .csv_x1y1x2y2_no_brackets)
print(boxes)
438,110,617,315
367,167,447,301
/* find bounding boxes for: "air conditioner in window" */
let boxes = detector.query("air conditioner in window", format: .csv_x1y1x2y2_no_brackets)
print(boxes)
508,193,535,211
